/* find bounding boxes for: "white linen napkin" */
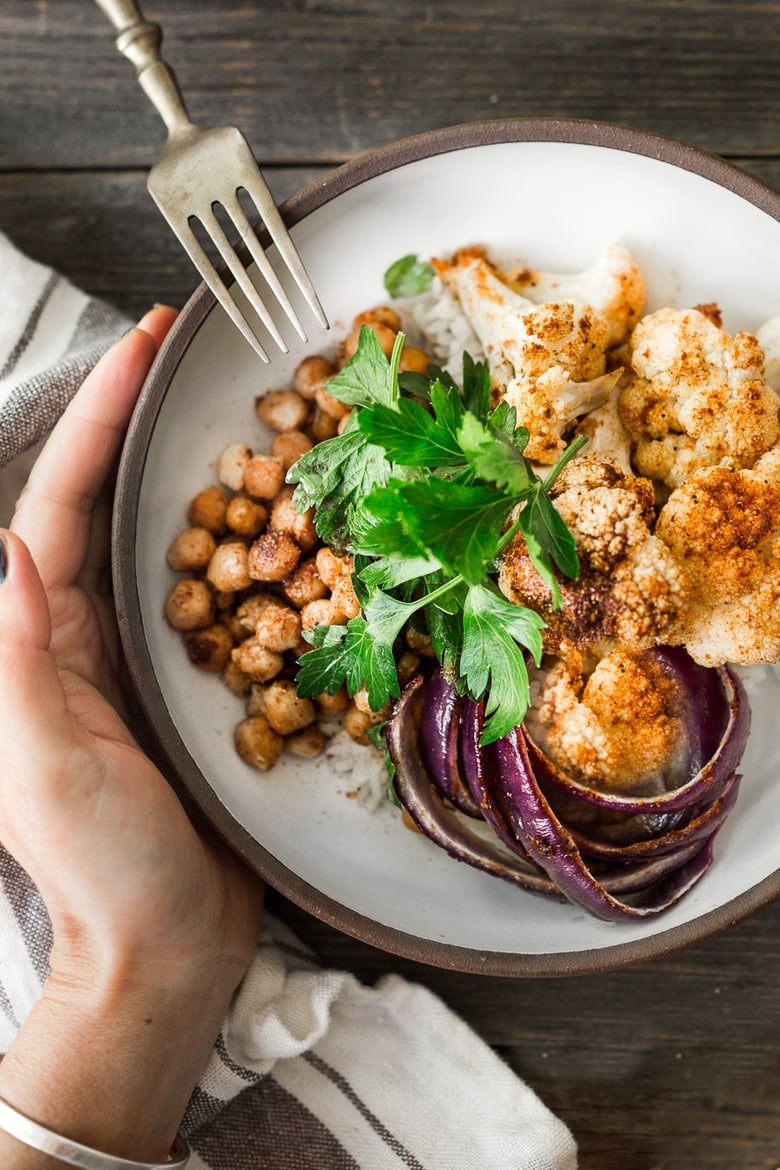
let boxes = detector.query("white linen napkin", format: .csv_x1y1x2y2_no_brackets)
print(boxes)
0,229,578,1170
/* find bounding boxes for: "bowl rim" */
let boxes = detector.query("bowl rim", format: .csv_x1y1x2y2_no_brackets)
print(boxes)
113,116,780,977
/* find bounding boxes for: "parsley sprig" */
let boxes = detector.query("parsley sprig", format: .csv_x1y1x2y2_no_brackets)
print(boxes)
288,326,584,744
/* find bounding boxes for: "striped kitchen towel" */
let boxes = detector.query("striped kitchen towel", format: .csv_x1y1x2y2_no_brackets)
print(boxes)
0,230,577,1170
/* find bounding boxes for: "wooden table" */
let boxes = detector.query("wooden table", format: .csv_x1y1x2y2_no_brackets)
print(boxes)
1,3,778,1167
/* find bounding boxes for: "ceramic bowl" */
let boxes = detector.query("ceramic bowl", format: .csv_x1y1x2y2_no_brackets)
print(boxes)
113,119,780,975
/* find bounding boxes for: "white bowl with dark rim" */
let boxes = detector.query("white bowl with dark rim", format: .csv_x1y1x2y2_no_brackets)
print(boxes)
113,118,780,976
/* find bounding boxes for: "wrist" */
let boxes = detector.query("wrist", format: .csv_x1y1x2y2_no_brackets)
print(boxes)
0,956,237,1166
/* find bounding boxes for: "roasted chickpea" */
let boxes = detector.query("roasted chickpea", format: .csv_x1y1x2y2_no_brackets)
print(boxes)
217,441,252,491
212,589,235,610
293,354,336,399
286,724,327,759
223,658,252,696
354,306,402,331
314,687,350,715
234,715,284,772
300,597,349,630
184,624,234,672
244,683,267,718
343,703,384,745
256,388,309,432
342,320,397,362
399,345,432,374
314,382,351,421
187,485,230,534
218,608,252,643
231,636,284,682
263,679,316,735
165,579,215,631
247,531,301,582
243,454,286,500
329,573,360,619
315,547,351,589
225,494,267,537
254,598,302,652
269,486,317,551
166,527,217,572
272,428,313,470
235,591,274,632
309,408,339,443
352,687,389,718
281,557,329,609
206,540,253,592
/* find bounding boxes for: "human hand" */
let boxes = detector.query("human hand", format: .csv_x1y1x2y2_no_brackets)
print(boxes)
0,309,263,1164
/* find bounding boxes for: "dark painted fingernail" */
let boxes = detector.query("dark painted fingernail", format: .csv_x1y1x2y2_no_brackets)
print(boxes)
0,538,7,584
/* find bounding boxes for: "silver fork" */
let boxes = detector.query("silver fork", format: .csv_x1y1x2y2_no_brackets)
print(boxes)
94,0,328,361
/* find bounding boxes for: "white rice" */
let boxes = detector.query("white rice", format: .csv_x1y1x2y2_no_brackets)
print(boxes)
394,276,484,375
323,729,389,813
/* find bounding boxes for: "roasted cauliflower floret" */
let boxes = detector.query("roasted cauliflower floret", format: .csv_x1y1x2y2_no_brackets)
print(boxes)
655,464,780,666
573,378,634,473
433,248,615,462
526,647,690,794
619,307,780,489
504,243,646,348
498,459,688,652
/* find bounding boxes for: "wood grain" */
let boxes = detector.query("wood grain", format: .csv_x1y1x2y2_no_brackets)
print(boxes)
0,0,778,168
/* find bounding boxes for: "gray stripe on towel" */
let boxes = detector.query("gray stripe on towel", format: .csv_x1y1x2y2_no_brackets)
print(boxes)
0,272,59,382
303,1050,428,1170
190,1076,362,1170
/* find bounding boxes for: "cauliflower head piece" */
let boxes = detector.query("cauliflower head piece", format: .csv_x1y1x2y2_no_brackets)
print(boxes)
526,646,690,795
504,242,646,348
433,248,615,463
655,463,780,666
619,306,780,489
498,458,688,654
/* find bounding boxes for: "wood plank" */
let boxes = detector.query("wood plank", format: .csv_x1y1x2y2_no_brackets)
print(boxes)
0,0,778,169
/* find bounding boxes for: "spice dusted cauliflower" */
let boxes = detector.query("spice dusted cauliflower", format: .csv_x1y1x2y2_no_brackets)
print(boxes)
619,307,780,490
433,248,617,463
655,464,780,666
498,458,689,654
573,377,634,473
503,243,647,348
525,646,690,796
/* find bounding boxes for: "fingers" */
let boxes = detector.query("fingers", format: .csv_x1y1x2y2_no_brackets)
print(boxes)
12,305,178,591
0,530,69,755
136,304,180,349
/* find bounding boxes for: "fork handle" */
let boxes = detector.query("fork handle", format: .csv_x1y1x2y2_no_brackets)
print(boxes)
94,0,194,136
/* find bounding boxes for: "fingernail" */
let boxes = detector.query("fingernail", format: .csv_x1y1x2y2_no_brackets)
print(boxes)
0,538,7,584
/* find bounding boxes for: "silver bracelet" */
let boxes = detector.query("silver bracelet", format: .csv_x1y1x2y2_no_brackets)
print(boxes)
0,1095,190,1169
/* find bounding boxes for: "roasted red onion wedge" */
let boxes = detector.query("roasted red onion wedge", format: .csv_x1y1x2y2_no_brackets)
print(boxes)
387,677,557,898
385,654,750,921
418,669,482,818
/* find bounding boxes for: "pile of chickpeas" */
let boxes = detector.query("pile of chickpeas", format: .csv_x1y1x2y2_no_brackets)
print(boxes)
163,307,433,772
